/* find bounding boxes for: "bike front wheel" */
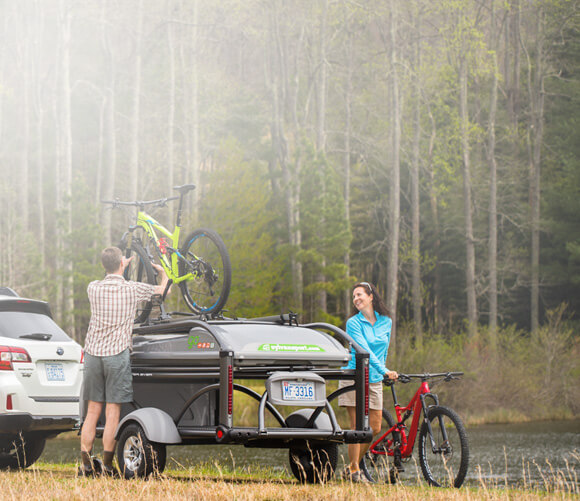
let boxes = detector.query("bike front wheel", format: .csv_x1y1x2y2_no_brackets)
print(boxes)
123,242,156,324
179,228,231,315
418,405,469,488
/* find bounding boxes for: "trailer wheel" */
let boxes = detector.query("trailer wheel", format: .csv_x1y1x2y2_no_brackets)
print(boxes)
286,411,338,484
117,423,167,479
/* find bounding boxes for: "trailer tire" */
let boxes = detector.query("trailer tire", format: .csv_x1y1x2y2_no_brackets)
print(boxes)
286,411,338,484
117,423,166,479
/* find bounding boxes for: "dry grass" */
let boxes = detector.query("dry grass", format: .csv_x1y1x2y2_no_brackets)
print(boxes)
0,464,577,501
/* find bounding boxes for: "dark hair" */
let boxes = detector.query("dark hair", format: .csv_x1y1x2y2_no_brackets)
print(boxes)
101,247,123,273
352,281,391,318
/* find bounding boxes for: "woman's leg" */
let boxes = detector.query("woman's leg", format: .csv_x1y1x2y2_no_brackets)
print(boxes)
358,408,382,462
345,406,360,471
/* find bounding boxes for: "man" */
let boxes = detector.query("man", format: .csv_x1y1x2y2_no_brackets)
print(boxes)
79,246,169,477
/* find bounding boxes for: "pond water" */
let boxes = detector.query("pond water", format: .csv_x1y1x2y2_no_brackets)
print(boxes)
42,419,579,489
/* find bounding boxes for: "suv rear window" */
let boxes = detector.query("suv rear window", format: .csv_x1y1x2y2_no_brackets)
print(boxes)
0,311,72,342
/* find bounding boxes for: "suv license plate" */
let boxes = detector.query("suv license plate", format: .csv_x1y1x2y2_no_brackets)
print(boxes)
282,381,315,401
46,363,65,382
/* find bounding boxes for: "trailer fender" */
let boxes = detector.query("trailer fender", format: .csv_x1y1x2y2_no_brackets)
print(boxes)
116,408,181,444
285,408,334,431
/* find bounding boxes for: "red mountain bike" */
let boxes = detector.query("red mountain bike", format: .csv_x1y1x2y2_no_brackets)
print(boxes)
361,372,469,487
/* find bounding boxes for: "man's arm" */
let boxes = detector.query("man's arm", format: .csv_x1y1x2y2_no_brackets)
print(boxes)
151,263,171,296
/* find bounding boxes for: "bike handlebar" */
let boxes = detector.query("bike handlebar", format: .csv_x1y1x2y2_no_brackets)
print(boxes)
385,371,463,385
102,196,180,209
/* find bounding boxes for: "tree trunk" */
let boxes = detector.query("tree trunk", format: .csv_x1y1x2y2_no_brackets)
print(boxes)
167,0,176,222
505,0,521,128
459,56,478,338
129,0,144,202
427,109,442,333
59,0,75,338
411,4,422,347
100,0,116,246
487,2,499,347
19,13,31,231
343,15,353,317
32,0,47,296
386,0,401,343
488,51,499,345
189,0,200,222
315,0,328,315
269,0,303,313
526,7,545,333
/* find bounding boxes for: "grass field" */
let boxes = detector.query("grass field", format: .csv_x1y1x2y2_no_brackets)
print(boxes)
2,462,576,501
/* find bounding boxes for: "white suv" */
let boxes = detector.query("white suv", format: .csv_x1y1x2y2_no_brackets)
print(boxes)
0,287,83,468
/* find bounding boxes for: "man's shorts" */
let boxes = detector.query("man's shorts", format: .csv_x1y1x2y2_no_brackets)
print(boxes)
83,349,133,404
337,380,384,410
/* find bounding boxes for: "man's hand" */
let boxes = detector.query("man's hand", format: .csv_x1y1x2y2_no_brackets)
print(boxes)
152,263,171,295
384,371,399,381
151,262,165,275
120,255,134,273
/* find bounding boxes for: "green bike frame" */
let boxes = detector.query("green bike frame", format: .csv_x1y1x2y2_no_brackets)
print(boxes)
130,210,194,286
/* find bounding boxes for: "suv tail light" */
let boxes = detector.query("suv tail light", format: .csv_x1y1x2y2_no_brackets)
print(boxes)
0,346,32,370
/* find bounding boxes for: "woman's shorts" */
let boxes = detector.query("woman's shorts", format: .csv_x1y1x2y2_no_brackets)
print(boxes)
83,349,133,404
337,380,383,410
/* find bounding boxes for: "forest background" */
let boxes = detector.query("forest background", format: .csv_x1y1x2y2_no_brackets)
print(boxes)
0,0,578,422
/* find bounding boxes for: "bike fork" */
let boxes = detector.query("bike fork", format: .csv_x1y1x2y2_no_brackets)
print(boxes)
420,394,448,454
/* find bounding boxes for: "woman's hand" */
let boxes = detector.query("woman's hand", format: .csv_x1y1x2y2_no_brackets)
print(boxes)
384,371,398,380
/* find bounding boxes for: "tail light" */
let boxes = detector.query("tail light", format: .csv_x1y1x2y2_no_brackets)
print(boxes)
227,365,233,416
0,346,32,371
6,394,13,410
364,366,369,416
80,350,85,364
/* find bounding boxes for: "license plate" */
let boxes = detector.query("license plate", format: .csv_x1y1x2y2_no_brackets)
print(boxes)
282,381,315,401
45,363,65,382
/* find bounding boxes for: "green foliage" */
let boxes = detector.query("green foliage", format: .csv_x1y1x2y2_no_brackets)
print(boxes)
69,178,104,339
198,138,285,318
389,314,580,421
298,139,352,321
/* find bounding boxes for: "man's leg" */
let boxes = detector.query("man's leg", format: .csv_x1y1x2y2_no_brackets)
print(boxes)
80,400,103,471
103,402,121,452
102,402,121,472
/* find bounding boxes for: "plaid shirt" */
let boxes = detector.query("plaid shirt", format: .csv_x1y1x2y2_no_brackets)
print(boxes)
84,274,156,356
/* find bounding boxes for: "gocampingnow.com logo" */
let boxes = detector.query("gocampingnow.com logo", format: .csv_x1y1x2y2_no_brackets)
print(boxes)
258,344,325,353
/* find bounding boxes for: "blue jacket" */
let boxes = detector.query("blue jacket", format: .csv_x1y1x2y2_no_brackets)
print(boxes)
343,311,392,383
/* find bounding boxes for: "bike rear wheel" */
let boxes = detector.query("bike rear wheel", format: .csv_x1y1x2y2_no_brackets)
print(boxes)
179,228,231,315
360,408,399,483
418,405,469,488
123,242,156,324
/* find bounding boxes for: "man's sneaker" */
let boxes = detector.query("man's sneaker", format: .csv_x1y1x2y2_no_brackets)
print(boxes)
77,463,97,477
77,457,103,478
102,464,121,478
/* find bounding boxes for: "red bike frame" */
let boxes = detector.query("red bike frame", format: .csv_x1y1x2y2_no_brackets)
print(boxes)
368,378,440,459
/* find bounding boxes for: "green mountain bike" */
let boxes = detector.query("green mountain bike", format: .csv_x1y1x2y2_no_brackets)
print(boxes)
103,184,231,323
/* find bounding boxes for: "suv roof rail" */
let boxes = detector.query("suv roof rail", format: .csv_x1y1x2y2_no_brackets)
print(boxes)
0,287,18,297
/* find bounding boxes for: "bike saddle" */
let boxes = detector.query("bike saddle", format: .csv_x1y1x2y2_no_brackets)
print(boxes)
173,184,196,194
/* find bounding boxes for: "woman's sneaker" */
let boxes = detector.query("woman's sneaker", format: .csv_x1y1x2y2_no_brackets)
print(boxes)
341,467,368,483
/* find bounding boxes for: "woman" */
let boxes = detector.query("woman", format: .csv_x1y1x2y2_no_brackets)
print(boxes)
338,281,398,482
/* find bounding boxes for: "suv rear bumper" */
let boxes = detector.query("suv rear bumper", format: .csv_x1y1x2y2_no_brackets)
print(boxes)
0,413,78,434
